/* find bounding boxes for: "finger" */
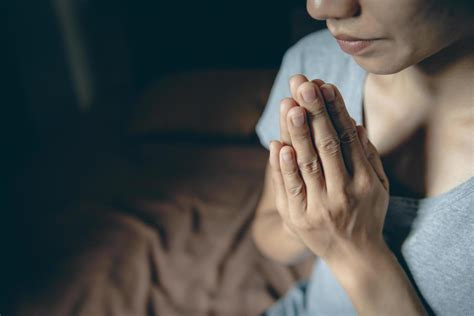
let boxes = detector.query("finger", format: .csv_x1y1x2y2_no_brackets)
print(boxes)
269,141,289,220
290,75,309,101
320,83,371,177
290,75,326,101
282,76,328,154
356,125,369,153
311,79,326,87
295,81,350,190
279,146,310,229
280,98,298,145
286,106,325,195
290,76,326,143
305,79,326,147
363,131,390,192
356,126,389,191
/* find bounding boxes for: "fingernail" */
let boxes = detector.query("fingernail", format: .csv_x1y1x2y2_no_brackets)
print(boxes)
282,149,292,162
321,85,335,102
291,111,305,127
301,86,317,103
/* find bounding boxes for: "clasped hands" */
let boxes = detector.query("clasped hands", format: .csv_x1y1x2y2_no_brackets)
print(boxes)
269,75,390,264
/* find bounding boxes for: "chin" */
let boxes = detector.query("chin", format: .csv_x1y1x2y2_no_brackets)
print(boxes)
352,55,410,75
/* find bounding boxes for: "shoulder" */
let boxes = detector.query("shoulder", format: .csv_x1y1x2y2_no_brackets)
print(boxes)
286,28,340,57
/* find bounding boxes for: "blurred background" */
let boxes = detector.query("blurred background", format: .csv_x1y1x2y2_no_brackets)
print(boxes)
1,0,325,315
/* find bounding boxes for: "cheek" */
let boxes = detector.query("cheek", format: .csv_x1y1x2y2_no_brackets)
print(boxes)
385,12,455,71
353,28,449,75
353,1,448,74
350,36,419,74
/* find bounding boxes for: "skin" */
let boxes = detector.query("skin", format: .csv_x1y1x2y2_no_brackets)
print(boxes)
308,0,474,74
252,0,473,314
308,0,474,197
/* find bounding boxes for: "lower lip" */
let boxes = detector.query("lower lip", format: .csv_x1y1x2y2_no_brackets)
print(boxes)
336,39,374,55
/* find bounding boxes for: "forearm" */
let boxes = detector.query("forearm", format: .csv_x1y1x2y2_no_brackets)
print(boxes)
252,212,312,265
326,242,428,316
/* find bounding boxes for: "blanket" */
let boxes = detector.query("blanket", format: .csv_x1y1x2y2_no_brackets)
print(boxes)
13,142,315,316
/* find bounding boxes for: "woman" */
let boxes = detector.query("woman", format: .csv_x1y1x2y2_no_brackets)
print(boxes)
252,0,473,315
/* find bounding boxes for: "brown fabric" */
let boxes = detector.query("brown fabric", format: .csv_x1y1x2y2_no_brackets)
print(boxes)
129,69,278,137
15,143,314,316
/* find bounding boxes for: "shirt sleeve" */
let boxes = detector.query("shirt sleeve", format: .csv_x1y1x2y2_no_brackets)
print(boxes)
255,47,299,150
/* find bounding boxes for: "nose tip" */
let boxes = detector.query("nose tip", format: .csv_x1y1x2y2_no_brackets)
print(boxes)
307,0,360,20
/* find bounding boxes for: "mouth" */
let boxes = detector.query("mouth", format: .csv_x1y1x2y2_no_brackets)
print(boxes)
332,33,380,55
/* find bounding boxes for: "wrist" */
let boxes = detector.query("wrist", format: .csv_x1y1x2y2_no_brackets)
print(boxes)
325,235,390,268
324,241,427,316
324,238,395,296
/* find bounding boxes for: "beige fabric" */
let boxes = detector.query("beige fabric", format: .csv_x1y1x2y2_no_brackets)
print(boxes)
14,143,314,316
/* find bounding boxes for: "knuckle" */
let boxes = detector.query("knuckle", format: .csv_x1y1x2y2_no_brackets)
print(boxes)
331,185,356,211
287,183,305,198
338,192,355,211
282,166,299,177
308,102,327,119
326,101,343,117
327,206,349,231
326,207,342,225
339,127,358,144
356,172,374,194
298,158,322,176
307,212,325,228
317,136,341,155
291,128,310,141
366,150,377,161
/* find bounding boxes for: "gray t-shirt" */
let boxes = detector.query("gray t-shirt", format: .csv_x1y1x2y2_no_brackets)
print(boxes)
256,29,474,316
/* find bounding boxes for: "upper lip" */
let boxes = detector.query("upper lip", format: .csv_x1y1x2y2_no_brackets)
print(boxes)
333,33,371,41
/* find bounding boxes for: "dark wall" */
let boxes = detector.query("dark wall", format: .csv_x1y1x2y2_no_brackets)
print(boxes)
0,1,324,309
122,0,296,88
4,0,319,142
0,2,36,309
